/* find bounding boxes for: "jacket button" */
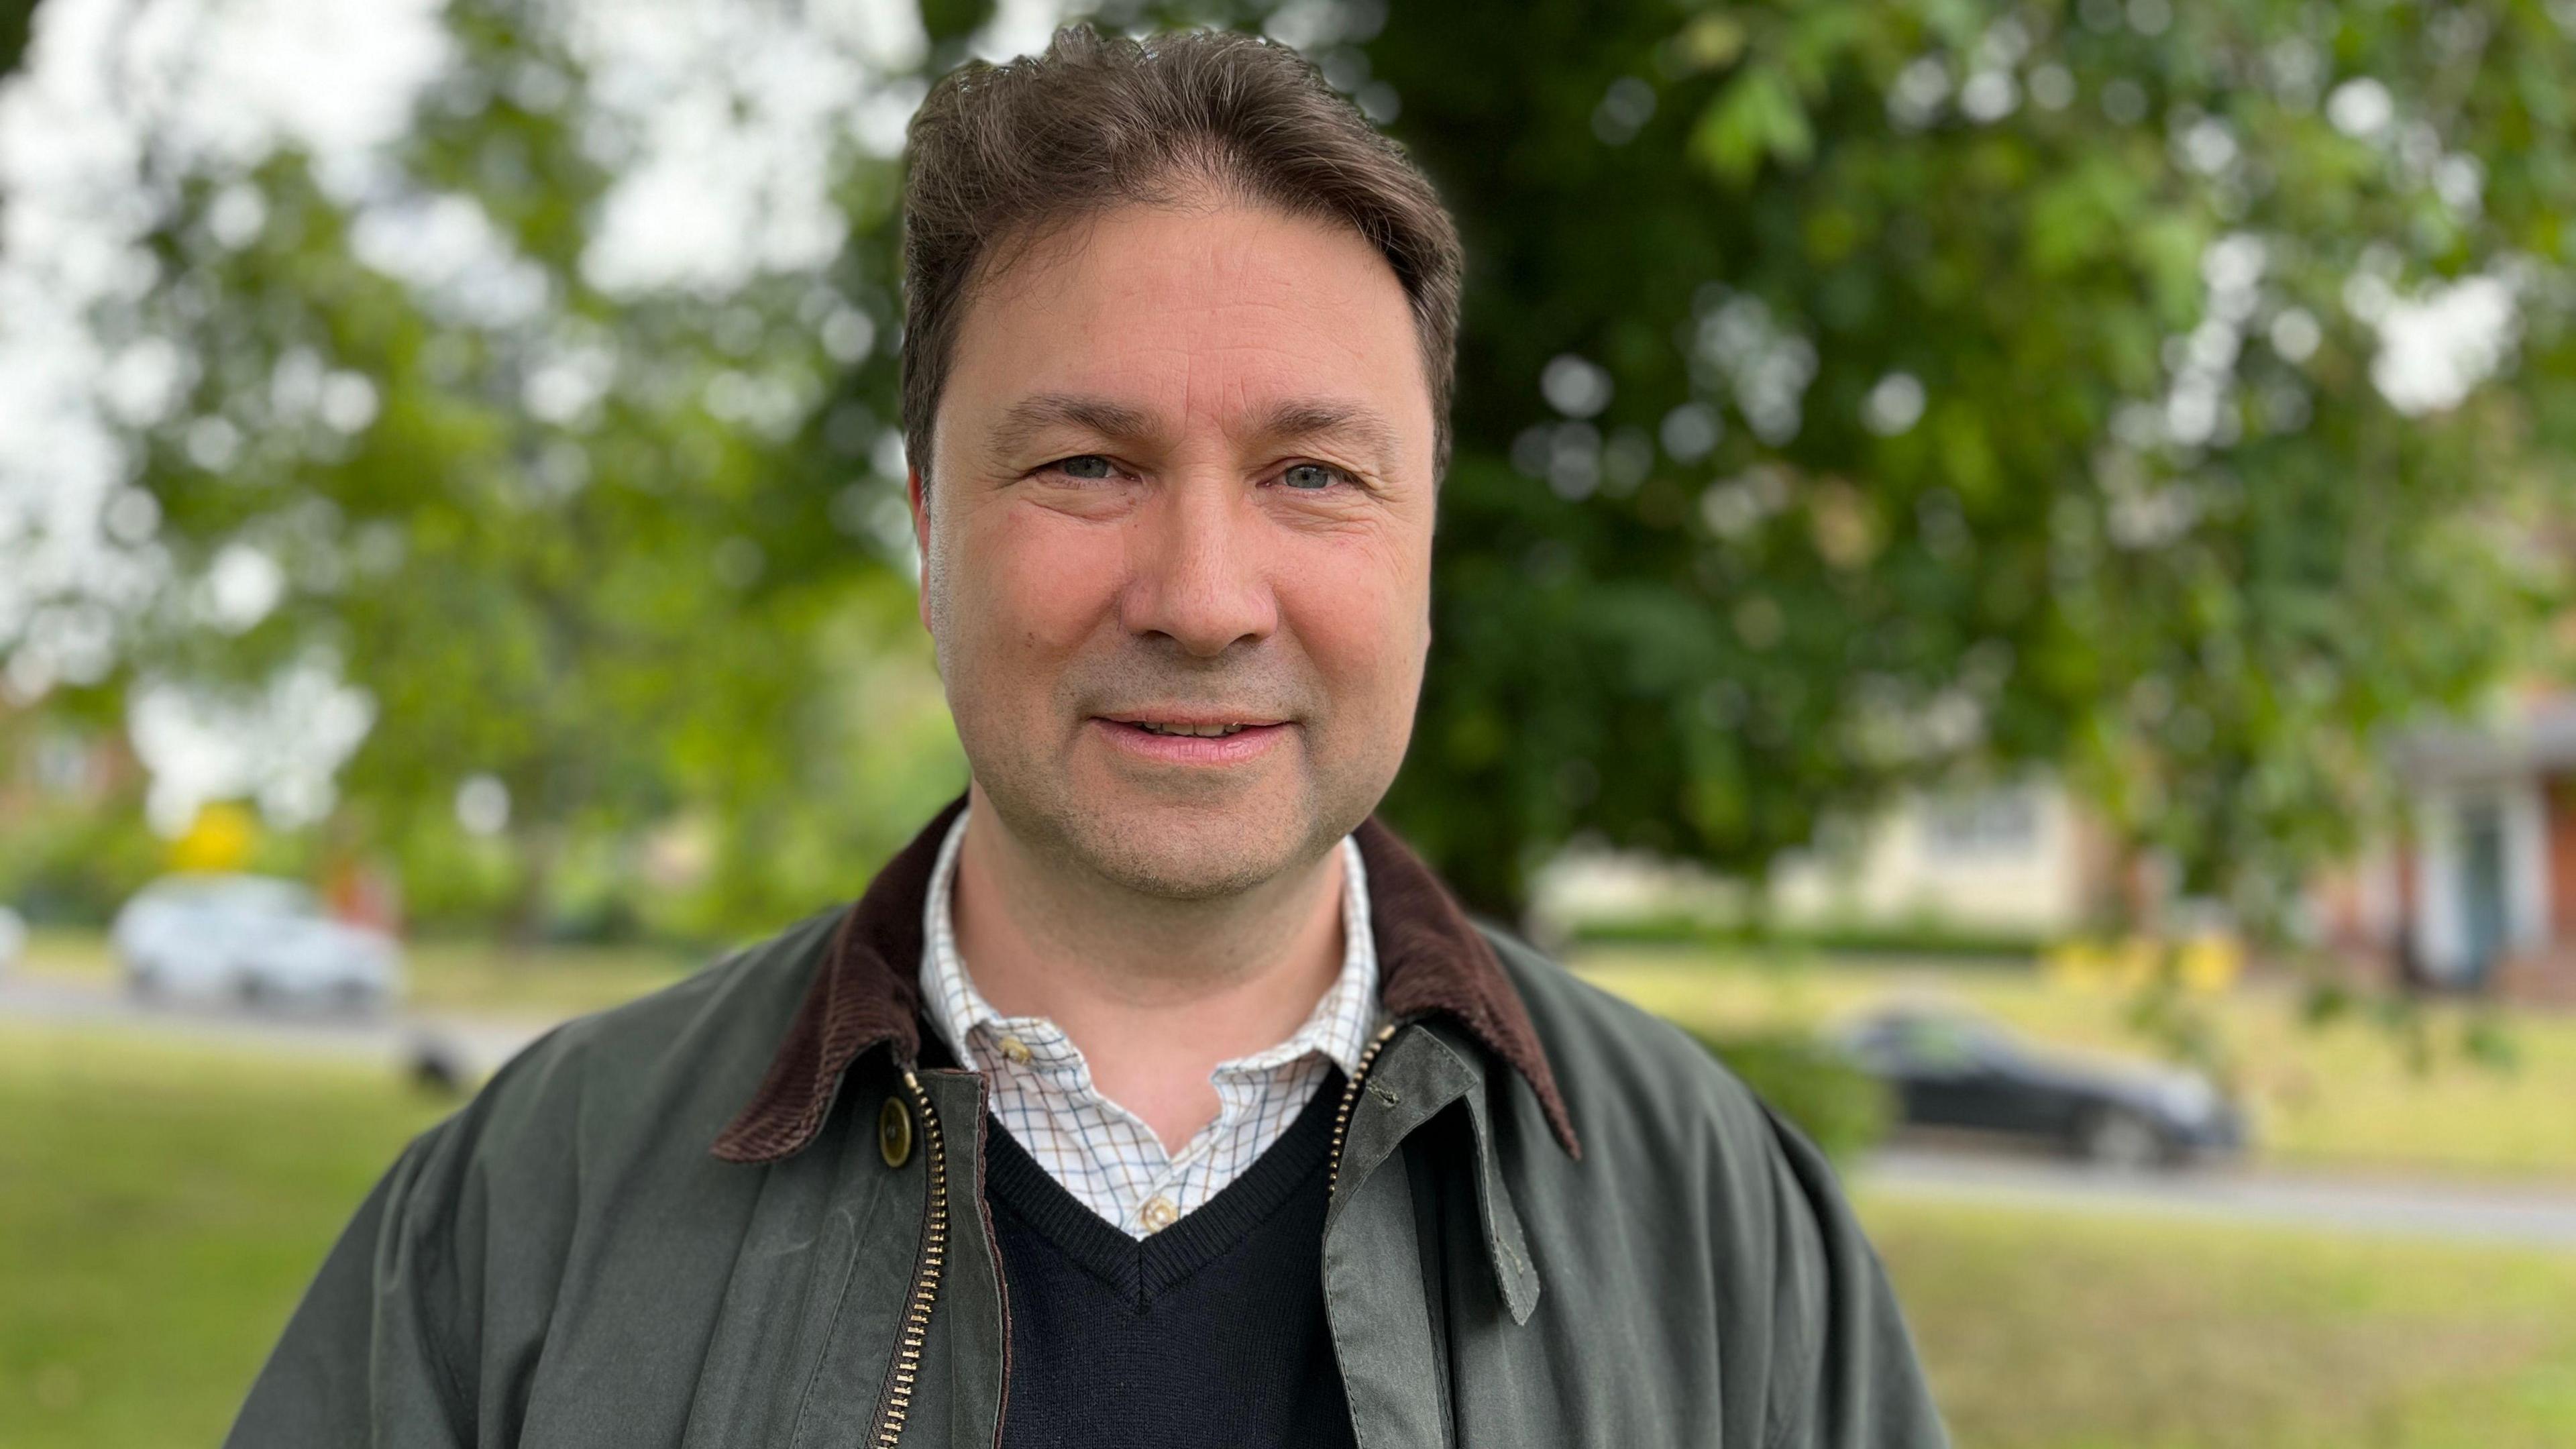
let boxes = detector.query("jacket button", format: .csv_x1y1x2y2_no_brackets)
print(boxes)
879,1095,913,1169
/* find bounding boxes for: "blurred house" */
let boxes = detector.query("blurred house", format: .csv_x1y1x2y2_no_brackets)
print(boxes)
1537,776,2124,948
1766,780,2117,941
2314,689,2576,1003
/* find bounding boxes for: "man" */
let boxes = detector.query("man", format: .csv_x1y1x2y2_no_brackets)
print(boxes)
231,27,1945,1448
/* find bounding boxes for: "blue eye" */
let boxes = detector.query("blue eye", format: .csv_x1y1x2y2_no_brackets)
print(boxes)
1281,463,1340,490
1056,455,1115,480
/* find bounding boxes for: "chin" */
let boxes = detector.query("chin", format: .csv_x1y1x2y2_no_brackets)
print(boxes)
1063,794,1316,901
969,732,1389,901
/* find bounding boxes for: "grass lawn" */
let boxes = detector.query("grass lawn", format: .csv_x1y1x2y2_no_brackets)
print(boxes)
0,1024,451,1448
398,937,701,1018
10,928,119,988
1864,1193,2576,1449
4,1017,2574,1448
1578,945,2576,1183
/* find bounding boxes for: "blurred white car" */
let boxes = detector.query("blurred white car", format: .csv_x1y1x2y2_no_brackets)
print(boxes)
112,875,402,1013
0,904,24,973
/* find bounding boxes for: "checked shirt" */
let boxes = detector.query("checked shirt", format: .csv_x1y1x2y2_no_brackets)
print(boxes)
918,807,1380,1238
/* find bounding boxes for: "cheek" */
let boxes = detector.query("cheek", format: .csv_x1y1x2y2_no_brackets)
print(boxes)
1283,531,1431,716
953,507,1127,659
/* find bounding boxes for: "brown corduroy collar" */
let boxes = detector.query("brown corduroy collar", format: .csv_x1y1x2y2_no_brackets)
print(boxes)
712,796,1580,1164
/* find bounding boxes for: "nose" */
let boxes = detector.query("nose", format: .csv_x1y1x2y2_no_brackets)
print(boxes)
1118,476,1279,657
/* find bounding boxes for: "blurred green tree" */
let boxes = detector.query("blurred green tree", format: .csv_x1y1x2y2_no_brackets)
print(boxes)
1359,0,2571,918
8,0,2571,936
42,0,979,936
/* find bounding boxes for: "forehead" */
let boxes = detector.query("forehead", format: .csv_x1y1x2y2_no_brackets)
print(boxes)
938,199,1434,461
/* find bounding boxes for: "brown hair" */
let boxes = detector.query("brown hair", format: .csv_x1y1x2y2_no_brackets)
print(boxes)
898,25,1464,483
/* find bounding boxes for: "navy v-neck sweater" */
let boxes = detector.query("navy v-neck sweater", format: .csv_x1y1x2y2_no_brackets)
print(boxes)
981,1073,1360,1449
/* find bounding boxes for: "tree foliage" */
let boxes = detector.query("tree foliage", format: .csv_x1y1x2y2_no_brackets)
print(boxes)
1364,0,2570,916
6,0,2572,934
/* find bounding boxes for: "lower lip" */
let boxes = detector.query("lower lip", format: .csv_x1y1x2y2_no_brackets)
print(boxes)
1091,718,1291,765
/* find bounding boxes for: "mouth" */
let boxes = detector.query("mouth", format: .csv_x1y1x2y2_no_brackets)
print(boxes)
1102,707,1289,735
1091,713,1292,764
1118,719,1273,738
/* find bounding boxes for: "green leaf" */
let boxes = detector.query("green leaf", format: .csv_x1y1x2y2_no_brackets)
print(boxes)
1691,66,1815,185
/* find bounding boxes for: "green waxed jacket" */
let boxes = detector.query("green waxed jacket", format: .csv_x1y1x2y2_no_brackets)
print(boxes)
229,800,1946,1448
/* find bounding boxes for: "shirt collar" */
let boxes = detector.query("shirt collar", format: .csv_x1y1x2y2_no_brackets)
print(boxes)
916,806,1381,1081
712,794,1578,1164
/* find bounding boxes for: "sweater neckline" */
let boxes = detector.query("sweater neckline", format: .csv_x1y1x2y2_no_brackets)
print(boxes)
979,1068,1345,1307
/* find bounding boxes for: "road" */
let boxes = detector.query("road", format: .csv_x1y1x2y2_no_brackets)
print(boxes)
10,975,2576,1248
1860,1144,2576,1248
0,975,549,1082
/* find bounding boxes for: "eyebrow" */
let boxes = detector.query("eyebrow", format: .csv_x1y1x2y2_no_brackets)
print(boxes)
983,392,1404,476
1245,398,1404,476
985,393,1159,462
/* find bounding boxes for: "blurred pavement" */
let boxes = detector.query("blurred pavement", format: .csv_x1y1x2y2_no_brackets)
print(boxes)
0,975,547,1082
1864,1146,2576,1248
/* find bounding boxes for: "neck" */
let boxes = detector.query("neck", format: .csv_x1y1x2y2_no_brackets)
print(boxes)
948,784,1350,1152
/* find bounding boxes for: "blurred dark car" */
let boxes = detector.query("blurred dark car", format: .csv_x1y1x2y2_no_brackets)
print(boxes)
1835,1005,2247,1169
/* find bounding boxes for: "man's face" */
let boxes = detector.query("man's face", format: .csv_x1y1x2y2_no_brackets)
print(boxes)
916,197,1437,900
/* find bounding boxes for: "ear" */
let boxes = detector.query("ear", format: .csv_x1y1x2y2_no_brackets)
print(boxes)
908,463,934,635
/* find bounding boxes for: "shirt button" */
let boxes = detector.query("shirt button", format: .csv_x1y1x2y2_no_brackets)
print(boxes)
997,1034,1031,1064
1138,1195,1179,1233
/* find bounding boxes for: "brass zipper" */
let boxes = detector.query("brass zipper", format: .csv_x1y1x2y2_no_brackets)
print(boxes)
871,1028,1390,1446
871,1070,949,1448
1326,1020,1403,1196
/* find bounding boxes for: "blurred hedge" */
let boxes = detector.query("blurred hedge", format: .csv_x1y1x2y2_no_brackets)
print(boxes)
1576,912,2049,962
1695,1028,1893,1163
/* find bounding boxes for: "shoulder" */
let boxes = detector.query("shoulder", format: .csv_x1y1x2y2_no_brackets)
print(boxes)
1472,926,1918,1441
1472,922,1861,1287
236,908,858,1425
405,904,847,1199
1477,923,1781,1163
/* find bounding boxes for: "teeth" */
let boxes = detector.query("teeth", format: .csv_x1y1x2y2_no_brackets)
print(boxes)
1135,721,1248,737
